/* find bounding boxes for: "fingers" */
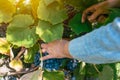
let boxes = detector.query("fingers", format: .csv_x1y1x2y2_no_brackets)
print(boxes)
82,7,95,23
82,11,87,23
97,15,107,23
88,9,109,22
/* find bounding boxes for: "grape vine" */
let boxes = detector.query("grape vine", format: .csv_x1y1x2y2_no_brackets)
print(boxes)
0,0,120,80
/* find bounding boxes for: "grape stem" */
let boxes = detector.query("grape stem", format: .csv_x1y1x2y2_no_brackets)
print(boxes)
14,47,26,60
7,66,39,76
93,64,101,74
39,48,44,80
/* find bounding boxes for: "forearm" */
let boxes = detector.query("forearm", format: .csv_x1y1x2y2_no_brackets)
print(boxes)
97,0,120,9
69,17,120,64
107,0,120,8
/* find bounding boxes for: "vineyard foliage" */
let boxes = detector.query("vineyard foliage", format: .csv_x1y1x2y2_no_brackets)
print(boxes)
0,0,101,62
0,0,120,80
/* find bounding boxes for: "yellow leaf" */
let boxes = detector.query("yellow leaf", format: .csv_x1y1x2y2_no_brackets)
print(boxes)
16,0,32,15
0,0,16,23
0,38,10,55
44,0,56,6
8,0,19,5
9,59,23,71
31,0,40,19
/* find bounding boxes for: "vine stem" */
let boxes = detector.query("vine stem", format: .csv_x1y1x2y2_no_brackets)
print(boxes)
93,64,101,74
39,49,43,70
7,66,39,76
39,49,44,80
15,47,26,60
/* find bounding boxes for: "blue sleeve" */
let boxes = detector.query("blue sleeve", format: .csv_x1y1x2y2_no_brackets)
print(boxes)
69,17,120,64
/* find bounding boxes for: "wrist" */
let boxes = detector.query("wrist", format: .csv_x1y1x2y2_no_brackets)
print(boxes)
64,41,73,58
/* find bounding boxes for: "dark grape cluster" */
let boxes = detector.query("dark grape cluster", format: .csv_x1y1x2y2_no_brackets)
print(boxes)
33,52,63,71
34,52,79,71
66,59,78,71
33,52,40,66
43,58,63,71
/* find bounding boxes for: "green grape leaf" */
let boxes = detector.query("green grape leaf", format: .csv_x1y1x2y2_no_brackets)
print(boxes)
95,8,120,28
25,69,64,80
6,14,39,48
37,0,68,25
69,13,92,35
24,44,39,63
0,38,10,55
73,62,86,80
36,20,63,42
43,70,64,80
0,0,16,23
98,65,114,80
104,8,120,24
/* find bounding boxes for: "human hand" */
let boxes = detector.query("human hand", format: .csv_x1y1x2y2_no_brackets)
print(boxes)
41,40,73,60
82,1,109,23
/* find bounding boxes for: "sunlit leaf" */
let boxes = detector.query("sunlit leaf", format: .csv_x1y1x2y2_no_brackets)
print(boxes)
0,38,10,55
9,59,23,71
36,20,63,42
16,0,32,15
6,14,39,48
0,0,16,23
44,0,56,6
31,0,40,19
104,8,120,24
98,65,114,80
115,63,120,79
20,69,43,80
69,13,92,35
24,44,39,63
37,0,68,25
8,0,19,5
31,69,43,80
